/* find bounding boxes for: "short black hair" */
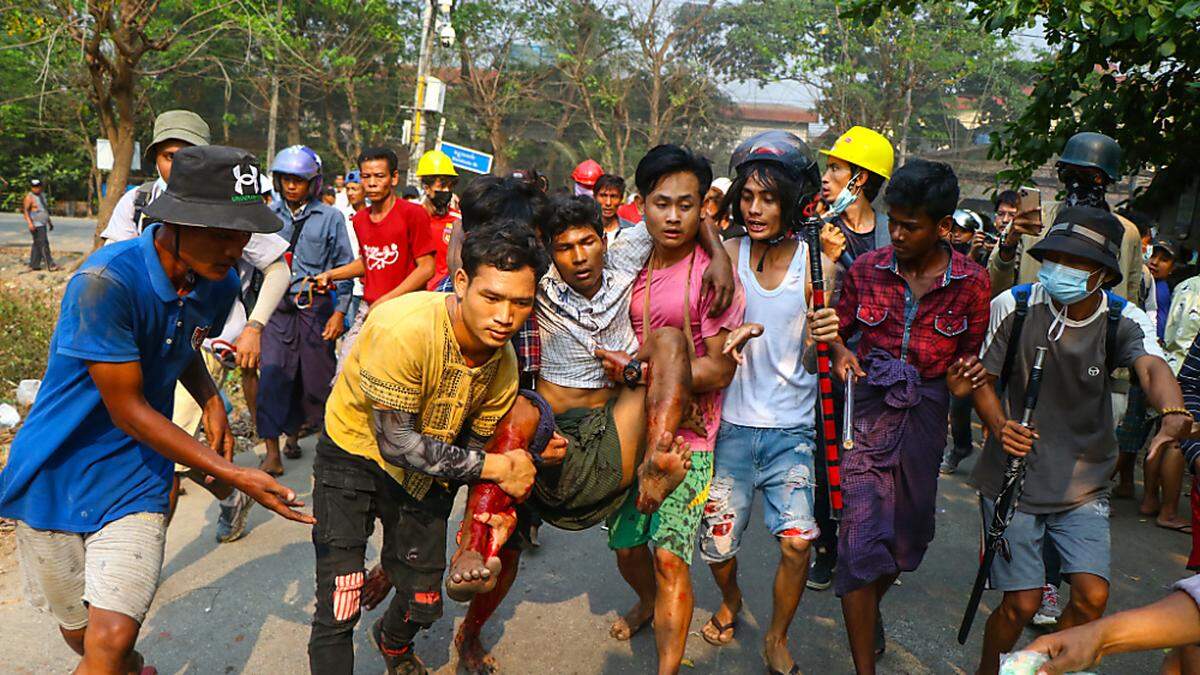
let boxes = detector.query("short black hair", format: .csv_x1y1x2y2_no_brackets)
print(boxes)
884,159,959,223
593,174,626,195
321,186,337,198
401,185,420,200
722,161,817,234
461,218,549,280
358,147,398,175
860,171,886,202
459,176,552,235
994,189,1020,210
544,194,603,247
634,145,713,198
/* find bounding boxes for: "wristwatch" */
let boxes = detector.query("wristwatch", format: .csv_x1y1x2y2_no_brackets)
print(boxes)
622,358,644,388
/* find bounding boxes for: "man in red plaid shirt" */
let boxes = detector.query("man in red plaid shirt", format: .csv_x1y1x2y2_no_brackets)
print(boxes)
814,159,991,673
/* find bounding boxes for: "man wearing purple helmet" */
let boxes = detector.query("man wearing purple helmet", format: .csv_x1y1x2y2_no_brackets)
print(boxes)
258,145,355,476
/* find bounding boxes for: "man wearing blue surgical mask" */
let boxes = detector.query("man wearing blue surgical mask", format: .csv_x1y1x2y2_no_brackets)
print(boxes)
947,205,1194,675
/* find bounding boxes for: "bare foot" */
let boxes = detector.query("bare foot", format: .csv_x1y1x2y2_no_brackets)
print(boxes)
455,627,498,674
1112,482,1135,499
1156,516,1193,534
446,550,502,602
1140,495,1161,517
763,634,795,674
635,432,692,514
609,601,653,641
258,456,284,477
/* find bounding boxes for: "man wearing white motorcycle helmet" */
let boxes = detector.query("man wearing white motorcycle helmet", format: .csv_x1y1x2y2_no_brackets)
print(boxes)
257,145,355,476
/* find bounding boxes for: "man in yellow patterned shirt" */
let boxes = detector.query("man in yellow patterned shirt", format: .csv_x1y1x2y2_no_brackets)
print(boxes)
309,220,546,675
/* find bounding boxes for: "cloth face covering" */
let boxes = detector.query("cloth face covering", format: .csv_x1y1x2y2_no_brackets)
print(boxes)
431,190,453,212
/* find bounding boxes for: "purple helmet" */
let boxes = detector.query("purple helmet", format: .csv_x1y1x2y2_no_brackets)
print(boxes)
271,145,323,199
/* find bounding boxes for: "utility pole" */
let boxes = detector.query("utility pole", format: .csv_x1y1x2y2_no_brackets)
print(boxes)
407,0,454,186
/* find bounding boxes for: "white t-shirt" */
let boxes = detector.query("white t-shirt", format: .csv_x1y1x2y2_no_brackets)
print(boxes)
101,178,167,242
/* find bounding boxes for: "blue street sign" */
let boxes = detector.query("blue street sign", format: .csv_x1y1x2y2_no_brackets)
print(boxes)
439,141,494,174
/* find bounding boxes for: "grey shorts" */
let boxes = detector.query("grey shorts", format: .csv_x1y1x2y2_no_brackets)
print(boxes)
979,495,1111,592
16,512,168,628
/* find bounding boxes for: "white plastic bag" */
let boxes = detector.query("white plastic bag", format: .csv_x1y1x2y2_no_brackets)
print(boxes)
0,403,20,428
16,379,41,408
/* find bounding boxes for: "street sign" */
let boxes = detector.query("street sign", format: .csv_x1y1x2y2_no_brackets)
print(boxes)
439,141,494,174
96,139,142,172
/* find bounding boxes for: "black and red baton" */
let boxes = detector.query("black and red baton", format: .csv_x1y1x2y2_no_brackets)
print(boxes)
802,200,843,520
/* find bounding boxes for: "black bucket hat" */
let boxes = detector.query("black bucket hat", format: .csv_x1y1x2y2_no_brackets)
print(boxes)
1028,205,1123,287
142,145,281,234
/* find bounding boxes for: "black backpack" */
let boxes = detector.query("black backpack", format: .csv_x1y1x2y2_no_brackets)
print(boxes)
998,283,1126,392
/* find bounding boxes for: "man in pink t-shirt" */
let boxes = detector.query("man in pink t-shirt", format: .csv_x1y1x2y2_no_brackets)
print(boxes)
603,144,744,675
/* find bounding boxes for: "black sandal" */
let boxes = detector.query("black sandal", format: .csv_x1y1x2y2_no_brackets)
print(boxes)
701,613,738,647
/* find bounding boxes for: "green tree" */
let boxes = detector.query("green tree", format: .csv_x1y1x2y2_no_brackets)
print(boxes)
854,0,1200,186
701,0,1029,161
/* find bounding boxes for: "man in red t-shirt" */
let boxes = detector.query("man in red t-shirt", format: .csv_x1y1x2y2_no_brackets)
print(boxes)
414,149,461,289
316,147,436,356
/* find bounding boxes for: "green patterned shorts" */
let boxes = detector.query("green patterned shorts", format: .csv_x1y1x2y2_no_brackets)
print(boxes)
605,451,713,565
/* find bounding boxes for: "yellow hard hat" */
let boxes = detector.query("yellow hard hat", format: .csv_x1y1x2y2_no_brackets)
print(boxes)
416,149,458,177
820,126,894,180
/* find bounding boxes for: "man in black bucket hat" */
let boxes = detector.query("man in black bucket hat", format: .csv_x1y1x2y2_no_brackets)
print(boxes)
0,145,314,675
943,204,1194,675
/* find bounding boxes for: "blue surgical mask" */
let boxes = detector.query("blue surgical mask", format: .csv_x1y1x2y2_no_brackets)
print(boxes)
1039,261,1101,341
826,170,861,217
1038,261,1098,306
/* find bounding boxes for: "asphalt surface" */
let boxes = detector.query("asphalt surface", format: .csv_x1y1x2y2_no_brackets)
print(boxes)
0,212,99,254
0,431,1190,674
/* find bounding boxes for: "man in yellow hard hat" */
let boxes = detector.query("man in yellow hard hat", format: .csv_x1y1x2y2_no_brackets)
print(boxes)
807,125,896,594
416,149,461,289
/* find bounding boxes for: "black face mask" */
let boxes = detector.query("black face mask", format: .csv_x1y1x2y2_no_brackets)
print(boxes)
950,240,972,255
431,190,453,212
1061,169,1109,210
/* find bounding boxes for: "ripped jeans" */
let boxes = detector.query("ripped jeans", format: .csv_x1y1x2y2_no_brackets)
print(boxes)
699,422,820,564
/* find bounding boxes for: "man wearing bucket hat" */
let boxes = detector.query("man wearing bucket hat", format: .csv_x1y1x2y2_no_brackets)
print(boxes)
101,110,293,544
949,205,1191,675
0,145,314,675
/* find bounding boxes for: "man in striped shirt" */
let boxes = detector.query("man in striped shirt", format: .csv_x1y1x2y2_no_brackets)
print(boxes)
451,189,735,673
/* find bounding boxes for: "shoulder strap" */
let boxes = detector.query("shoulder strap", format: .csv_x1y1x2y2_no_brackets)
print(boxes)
1104,291,1127,376
132,182,156,234
998,283,1033,393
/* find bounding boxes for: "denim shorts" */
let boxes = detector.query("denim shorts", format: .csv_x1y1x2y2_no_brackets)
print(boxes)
979,495,1111,591
699,422,819,564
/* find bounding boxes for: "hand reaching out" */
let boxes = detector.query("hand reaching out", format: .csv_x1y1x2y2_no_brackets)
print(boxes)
722,323,763,364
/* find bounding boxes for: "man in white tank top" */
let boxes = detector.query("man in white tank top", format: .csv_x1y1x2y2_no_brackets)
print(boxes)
696,132,841,675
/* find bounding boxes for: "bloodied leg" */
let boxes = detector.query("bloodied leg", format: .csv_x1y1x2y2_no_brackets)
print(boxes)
447,396,543,601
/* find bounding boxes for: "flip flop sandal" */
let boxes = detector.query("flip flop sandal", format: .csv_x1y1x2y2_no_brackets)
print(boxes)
766,665,801,675
701,614,738,647
283,442,302,459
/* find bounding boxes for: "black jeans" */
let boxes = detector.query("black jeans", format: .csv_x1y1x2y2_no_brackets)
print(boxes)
308,434,456,675
949,394,974,454
29,225,54,269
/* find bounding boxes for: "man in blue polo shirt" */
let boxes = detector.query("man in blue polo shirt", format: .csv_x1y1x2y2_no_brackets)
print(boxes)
0,145,314,675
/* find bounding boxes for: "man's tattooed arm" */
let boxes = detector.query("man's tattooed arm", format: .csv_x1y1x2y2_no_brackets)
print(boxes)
370,408,488,481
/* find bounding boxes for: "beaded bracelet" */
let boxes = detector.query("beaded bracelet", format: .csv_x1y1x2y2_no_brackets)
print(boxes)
1160,407,1193,418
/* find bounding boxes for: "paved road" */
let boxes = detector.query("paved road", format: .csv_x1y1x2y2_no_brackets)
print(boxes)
0,434,1189,674
0,212,99,253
